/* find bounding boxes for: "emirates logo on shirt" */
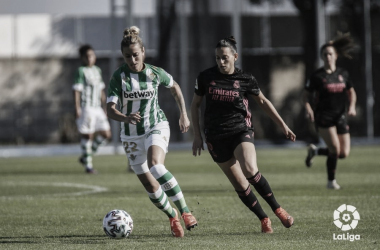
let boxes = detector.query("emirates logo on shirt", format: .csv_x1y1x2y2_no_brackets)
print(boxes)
338,74,344,82
324,83,346,93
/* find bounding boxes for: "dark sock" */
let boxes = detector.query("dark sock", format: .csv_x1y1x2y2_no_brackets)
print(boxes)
318,148,329,156
327,153,338,180
236,185,267,220
248,172,280,212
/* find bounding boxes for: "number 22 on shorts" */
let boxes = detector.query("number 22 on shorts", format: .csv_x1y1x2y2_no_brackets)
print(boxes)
123,141,138,154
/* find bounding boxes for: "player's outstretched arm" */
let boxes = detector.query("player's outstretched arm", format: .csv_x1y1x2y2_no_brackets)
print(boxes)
170,81,190,133
251,92,296,142
191,94,204,156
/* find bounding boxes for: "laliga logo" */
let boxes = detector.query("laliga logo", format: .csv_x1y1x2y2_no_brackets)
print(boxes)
333,204,360,231
333,204,361,241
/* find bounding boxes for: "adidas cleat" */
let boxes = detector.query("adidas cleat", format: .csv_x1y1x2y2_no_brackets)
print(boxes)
260,217,273,233
181,212,198,231
169,209,184,237
275,207,294,228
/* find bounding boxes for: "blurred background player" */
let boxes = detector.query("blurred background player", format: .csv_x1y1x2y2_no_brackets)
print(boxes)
106,26,197,238
191,36,295,234
303,34,357,190
73,44,111,174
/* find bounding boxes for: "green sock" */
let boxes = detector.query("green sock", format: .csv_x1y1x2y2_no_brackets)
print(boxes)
148,187,176,218
151,164,190,214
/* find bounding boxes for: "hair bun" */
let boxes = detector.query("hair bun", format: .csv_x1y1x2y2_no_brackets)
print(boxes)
226,36,237,44
123,26,140,38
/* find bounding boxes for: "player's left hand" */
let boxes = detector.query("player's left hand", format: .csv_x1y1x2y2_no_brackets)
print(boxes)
179,114,190,133
283,126,296,142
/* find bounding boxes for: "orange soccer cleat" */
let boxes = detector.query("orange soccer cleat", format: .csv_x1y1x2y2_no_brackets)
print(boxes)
260,217,273,233
169,208,184,237
181,212,198,231
275,207,294,228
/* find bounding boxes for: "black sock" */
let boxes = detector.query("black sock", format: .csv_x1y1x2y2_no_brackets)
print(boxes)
236,185,267,220
327,154,338,180
318,148,329,156
248,172,280,212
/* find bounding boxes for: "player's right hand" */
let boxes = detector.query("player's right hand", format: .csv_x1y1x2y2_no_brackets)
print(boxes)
126,112,141,125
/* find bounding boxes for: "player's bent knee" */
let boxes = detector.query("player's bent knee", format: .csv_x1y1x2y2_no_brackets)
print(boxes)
150,164,168,179
131,162,149,175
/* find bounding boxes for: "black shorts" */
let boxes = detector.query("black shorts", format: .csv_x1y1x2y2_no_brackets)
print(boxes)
205,130,255,163
315,113,349,134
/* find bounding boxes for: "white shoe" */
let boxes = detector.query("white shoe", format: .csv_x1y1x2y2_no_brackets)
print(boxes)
305,144,317,167
327,180,341,190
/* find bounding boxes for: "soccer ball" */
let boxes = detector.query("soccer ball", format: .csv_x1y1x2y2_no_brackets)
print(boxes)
103,209,133,238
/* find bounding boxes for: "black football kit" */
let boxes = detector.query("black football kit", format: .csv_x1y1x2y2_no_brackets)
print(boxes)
195,66,260,162
305,67,353,134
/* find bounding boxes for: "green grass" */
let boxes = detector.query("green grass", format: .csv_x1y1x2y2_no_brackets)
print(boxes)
0,146,379,250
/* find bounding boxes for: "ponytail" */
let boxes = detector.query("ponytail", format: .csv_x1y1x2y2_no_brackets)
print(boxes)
321,33,355,59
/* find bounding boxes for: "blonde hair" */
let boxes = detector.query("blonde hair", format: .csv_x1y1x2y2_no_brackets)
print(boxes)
120,26,144,52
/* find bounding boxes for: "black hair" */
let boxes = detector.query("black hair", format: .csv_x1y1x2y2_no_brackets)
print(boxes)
320,33,355,59
78,44,93,57
216,36,238,54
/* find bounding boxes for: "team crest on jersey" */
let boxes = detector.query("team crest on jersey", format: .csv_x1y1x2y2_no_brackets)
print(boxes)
124,89,155,100
233,80,240,89
149,72,156,81
210,81,216,86
338,74,344,82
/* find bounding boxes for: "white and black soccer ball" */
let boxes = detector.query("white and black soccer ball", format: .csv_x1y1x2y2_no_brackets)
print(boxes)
103,209,133,238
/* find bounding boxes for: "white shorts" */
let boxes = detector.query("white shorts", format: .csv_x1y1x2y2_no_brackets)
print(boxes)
122,121,170,174
76,107,110,134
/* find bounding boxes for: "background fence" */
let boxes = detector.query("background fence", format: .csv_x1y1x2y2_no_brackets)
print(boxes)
0,0,379,145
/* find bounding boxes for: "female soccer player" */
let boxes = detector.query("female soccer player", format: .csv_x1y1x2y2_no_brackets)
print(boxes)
303,35,357,190
73,44,111,174
191,36,295,233
106,26,197,238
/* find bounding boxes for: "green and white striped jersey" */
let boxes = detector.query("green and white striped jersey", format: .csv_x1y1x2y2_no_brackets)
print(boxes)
73,65,105,108
107,63,174,139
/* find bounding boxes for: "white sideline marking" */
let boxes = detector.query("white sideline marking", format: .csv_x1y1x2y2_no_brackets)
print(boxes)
0,181,108,200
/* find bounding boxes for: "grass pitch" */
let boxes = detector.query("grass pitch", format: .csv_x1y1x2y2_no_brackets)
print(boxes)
0,145,379,250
